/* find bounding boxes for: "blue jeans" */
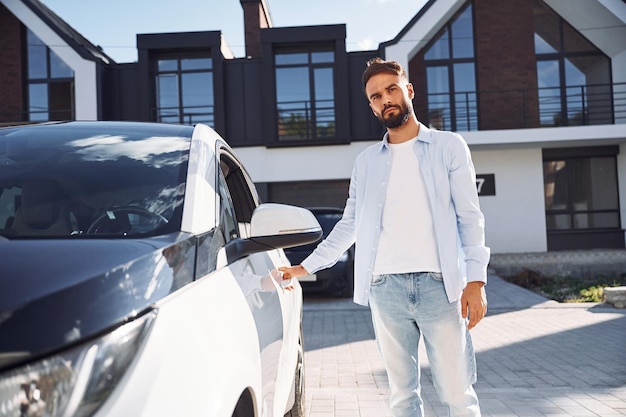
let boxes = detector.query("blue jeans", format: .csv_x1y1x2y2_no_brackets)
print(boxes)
369,272,480,417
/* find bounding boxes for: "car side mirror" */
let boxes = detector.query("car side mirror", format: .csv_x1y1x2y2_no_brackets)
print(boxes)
225,203,322,263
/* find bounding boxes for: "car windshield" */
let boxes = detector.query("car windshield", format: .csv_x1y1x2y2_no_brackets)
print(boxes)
0,122,192,239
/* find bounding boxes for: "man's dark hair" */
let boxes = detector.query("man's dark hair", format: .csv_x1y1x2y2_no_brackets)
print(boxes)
362,58,408,95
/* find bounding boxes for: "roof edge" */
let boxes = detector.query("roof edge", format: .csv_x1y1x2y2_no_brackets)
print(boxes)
20,0,114,65
378,0,437,53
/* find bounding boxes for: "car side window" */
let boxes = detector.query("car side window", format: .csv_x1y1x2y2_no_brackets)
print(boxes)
219,153,257,239
0,186,18,229
217,167,239,243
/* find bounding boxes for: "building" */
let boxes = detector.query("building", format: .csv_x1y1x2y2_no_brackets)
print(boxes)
1,0,625,255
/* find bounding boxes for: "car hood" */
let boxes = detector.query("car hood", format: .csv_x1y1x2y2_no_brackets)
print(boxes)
0,233,195,371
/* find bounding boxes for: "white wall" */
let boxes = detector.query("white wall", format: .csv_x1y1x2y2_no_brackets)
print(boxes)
383,0,465,73
236,142,550,255
472,148,548,254
235,142,373,183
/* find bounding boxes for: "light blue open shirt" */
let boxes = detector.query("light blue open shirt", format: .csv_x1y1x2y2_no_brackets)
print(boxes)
301,123,490,306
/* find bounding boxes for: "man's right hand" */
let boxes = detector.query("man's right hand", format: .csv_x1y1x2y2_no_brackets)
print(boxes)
278,265,309,279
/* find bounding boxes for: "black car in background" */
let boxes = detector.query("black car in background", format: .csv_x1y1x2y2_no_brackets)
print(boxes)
284,207,354,298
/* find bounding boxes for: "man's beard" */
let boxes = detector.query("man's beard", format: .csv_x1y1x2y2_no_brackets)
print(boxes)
377,101,411,129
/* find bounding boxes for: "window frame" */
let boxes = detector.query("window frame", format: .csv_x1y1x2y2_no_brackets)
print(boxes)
217,146,259,240
24,28,75,122
153,53,215,127
273,44,337,143
534,0,613,127
542,146,623,250
422,2,478,132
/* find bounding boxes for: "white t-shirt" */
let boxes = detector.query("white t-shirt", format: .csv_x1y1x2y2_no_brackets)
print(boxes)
373,137,441,274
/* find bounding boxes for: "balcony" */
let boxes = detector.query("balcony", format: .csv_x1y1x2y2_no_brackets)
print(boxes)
416,82,626,132
276,99,336,141
154,105,214,127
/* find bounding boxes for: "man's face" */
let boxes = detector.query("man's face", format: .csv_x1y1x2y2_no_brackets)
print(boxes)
365,72,414,129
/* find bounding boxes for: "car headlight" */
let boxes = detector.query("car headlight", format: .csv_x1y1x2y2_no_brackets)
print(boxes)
0,310,156,417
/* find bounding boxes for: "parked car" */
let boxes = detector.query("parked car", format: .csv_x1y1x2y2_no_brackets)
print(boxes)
284,207,354,298
0,121,322,417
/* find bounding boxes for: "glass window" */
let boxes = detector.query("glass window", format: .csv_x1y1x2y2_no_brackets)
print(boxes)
313,68,335,138
451,6,474,59
534,0,612,127
25,29,74,121
453,63,477,131
220,154,257,229
50,53,73,78
534,33,557,54
312,51,334,64
276,67,310,139
28,84,48,121
158,60,177,72
217,168,239,242
181,57,212,71
182,72,214,124
155,56,214,126
27,31,47,80
537,60,561,126
157,74,179,109
275,52,308,66
424,29,449,60
0,186,19,230
423,3,477,131
544,155,619,231
426,66,450,130
274,46,336,141
533,1,560,52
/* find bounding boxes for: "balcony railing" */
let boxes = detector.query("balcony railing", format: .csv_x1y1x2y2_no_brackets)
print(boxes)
415,82,625,132
0,107,75,126
154,105,214,127
276,99,336,141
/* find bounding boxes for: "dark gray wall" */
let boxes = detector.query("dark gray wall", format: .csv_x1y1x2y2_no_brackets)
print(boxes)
224,58,264,146
347,51,385,141
103,63,140,121
101,30,383,147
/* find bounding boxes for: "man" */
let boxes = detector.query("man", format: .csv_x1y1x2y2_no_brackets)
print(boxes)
280,58,490,417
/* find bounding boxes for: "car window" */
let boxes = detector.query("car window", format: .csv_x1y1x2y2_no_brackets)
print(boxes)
0,186,20,230
0,123,192,238
219,152,258,238
217,167,239,242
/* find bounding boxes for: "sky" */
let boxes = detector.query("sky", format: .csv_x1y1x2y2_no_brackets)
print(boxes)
40,0,427,63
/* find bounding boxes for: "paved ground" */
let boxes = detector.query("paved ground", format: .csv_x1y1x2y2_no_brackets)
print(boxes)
300,272,626,416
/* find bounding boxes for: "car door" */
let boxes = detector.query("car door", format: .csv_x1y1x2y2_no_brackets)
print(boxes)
217,147,300,416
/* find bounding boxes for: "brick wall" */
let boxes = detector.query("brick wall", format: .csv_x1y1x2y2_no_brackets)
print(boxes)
408,0,540,130
242,0,271,58
0,3,25,123
474,0,539,129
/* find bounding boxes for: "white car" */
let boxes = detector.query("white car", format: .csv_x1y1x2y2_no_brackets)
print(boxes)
0,121,321,417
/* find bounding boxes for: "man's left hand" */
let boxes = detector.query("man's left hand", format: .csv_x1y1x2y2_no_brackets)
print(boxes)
461,281,487,330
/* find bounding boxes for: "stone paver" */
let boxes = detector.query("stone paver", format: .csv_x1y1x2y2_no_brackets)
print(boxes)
301,273,626,416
